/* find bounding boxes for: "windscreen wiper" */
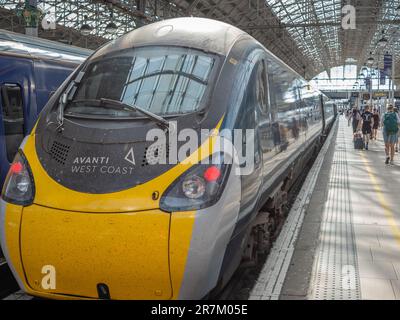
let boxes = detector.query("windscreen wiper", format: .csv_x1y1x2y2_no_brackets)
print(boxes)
71,98,170,130
56,71,85,132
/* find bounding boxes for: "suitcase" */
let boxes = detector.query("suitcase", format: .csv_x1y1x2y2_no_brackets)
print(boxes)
354,133,364,150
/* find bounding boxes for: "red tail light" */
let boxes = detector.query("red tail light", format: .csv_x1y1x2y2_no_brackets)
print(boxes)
203,166,221,182
1,152,35,206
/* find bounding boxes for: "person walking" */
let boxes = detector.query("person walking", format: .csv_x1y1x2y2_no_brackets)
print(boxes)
350,106,361,133
382,105,400,165
347,108,351,127
372,108,380,140
361,105,373,150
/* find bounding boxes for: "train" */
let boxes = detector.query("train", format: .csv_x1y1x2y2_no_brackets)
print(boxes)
0,30,91,188
0,18,336,300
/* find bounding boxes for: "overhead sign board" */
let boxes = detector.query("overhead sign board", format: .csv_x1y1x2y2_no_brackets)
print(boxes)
373,92,388,98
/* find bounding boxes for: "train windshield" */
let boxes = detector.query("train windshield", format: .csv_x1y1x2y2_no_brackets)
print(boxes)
65,46,218,118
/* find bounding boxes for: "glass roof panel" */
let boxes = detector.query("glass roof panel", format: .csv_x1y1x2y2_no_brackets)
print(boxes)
266,0,342,73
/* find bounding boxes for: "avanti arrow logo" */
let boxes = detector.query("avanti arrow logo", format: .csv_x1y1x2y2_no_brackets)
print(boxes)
124,147,136,165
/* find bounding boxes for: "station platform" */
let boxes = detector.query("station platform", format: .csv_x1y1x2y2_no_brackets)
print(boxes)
250,116,400,300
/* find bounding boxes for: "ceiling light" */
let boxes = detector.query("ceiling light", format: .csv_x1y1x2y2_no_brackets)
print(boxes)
80,15,92,36
378,30,388,47
80,23,92,36
367,52,374,65
378,37,388,46
106,22,118,34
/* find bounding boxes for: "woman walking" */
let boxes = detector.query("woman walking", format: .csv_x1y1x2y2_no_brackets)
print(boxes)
350,106,361,133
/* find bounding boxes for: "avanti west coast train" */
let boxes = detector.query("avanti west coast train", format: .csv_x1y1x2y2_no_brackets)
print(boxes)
0,18,335,300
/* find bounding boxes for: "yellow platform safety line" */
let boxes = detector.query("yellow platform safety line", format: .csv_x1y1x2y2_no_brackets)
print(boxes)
359,152,400,247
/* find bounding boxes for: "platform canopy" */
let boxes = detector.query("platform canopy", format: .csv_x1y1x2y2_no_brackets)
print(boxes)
1,0,400,84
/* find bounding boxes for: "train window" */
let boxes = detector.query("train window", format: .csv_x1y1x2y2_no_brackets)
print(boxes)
256,60,268,114
65,46,219,118
1,84,25,163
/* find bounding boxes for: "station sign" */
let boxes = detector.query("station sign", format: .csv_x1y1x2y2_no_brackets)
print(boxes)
362,93,370,100
373,92,388,98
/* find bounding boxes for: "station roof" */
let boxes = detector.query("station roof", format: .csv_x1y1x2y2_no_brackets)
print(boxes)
179,0,398,81
0,0,399,83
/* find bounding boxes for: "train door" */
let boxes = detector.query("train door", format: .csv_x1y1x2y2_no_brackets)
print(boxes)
0,56,35,186
1,83,24,163
256,59,272,156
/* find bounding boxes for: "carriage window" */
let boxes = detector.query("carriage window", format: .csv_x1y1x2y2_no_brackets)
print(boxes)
256,60,268,114
66,46,219,118
1,84,25,162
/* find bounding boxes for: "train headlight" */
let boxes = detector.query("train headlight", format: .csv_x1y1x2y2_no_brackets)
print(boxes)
160,154,231,212
1,151,35,206
182,175,206,199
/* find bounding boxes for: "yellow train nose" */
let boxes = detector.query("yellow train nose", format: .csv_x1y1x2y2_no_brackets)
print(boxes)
20,205,172,299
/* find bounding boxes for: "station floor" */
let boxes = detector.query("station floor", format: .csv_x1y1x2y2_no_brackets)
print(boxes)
280,116,400,300
290,117,400,300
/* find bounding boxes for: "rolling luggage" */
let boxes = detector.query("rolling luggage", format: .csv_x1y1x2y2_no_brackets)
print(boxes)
353,131,364,150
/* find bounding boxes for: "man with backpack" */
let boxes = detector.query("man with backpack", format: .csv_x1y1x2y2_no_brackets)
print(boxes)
361,105,373,150
382,105,400,165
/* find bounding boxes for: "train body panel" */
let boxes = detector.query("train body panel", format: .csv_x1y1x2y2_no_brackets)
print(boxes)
177,158,241,299
0,18,336,300
21,206,172,299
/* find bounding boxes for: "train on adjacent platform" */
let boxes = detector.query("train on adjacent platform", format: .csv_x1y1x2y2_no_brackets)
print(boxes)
0,18,336,300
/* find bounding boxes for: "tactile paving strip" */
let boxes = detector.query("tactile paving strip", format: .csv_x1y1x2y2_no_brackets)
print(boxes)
310,121,361,300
